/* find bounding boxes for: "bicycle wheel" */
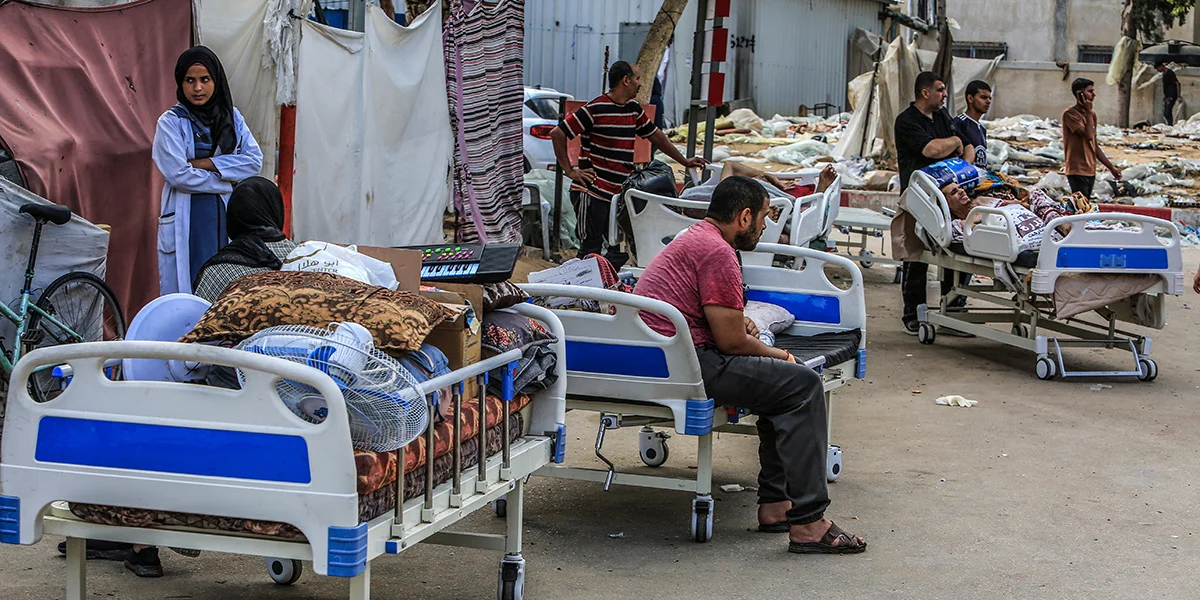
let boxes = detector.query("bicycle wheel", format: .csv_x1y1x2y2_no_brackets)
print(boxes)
22,272,126,401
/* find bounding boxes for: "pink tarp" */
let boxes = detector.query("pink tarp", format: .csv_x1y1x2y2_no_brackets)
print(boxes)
0,0,191,316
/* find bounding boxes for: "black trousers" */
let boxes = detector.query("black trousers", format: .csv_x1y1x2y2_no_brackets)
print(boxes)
1165,96,1178,126
571,190,628,268
696,347,829,525
1067,175,1095,199
901,262,963,324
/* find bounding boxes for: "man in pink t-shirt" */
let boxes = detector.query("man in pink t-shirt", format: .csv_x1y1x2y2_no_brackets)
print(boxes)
635,176,866,555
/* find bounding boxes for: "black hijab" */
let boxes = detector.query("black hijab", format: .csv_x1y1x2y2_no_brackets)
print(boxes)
193,177,288,290
174,46,237,154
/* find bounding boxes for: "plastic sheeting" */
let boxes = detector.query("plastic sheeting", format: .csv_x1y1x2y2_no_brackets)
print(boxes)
1106,36,1143,86
292,6,452,248
0,178,109,345
0,0,190,317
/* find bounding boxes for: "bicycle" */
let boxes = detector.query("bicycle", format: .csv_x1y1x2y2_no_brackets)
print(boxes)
1,202,126,402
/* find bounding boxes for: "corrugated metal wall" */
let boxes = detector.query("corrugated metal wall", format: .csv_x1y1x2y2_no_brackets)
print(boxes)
525,0,883,121
741,0,883,117
523,0,719,119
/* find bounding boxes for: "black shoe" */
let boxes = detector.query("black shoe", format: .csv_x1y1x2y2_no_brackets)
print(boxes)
902,320,919,335
124,547,164,578
56,539,132,561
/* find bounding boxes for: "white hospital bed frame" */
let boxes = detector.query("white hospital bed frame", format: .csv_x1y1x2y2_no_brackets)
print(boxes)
903,170,1185,380
519,242,866,543
0,304,568,600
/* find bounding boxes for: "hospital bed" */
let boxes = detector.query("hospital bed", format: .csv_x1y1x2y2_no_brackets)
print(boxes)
0,303,568,600
519,242,866,542
611,164,841,270
903,170,1185,380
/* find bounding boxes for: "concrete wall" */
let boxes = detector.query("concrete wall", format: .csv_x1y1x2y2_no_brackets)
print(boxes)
949,0,1197,63
986,62,1200,125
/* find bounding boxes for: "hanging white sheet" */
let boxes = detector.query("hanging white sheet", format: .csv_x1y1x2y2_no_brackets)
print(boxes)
292,5,451,247
198,0,296,180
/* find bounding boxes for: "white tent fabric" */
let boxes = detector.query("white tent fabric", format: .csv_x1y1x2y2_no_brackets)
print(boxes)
835,37,1002,160
292,6,452,247
198,0,306,180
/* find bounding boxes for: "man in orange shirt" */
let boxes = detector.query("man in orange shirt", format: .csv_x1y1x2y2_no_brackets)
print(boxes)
1062,78,1122,198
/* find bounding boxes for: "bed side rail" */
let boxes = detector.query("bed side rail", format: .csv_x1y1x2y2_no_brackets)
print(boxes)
745,243,867,344
516,284,710,433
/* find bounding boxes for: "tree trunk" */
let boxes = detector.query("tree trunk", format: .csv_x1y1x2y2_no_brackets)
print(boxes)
1117,1,1136,128
635,0,690,104
379,0,395,20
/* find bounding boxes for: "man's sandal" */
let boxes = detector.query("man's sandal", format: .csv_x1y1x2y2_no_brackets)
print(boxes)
787,522,867,554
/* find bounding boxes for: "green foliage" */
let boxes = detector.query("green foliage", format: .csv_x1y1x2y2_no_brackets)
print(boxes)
1132,0,1196,42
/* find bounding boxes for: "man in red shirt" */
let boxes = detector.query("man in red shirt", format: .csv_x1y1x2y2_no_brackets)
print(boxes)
635,176,867,555
550,61,706,268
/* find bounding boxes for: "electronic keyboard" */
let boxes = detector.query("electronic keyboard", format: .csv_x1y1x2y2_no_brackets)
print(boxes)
401,243,521,284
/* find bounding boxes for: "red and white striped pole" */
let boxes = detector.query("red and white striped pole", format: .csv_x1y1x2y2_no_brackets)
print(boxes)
686,0,730,165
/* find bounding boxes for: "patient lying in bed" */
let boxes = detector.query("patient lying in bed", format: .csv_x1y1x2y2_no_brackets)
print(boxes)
942,182,1071,252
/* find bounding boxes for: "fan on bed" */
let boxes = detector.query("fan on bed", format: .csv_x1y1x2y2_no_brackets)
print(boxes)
235,323,427,452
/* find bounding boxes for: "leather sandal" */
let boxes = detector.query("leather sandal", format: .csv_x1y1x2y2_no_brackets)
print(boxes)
787,522,867,554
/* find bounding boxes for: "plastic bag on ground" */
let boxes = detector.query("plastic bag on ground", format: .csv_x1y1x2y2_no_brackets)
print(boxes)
1033,172,1071,196
762,140,833,165
727,108,764,132
986,139,1011,167
1121,164,1155,181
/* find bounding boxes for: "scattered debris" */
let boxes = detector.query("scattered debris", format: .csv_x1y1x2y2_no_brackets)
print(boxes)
1089,383,1113,392
935,395,978,407
608,532,625,539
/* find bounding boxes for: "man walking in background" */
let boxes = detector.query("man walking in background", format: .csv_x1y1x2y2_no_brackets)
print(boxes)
1156,61,1181,126
955,80,992,170
1062,78,1122,198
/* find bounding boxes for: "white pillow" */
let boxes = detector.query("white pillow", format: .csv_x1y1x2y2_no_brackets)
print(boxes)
744,300,795,335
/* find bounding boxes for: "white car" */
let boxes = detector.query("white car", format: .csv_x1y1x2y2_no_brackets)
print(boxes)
523,87,573,172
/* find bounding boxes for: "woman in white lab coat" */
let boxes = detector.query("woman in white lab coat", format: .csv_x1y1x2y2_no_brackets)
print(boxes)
154,45,263,295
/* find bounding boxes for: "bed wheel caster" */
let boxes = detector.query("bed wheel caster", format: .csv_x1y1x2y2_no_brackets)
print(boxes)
493,498,508,518
265,557,303,585
858,249,874,269
1011,324,1029,338
497,554,525,600
917,323,936,345
1035,356,1057,380
1137,357,1158,382
638,427,670,467
827,445,842,482
691,495,714,543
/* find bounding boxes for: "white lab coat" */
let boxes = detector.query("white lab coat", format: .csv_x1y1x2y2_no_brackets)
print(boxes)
153,107,263,295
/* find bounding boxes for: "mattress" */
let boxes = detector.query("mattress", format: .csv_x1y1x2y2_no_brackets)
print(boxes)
69,393,531,540
774,328,862,368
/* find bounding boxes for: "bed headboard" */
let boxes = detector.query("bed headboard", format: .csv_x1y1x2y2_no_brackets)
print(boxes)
902,171,954,250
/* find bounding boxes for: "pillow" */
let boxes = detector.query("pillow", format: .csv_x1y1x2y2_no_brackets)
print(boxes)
482,281,530,313
744,300,795,335
481,311,557,353
180,271,454,354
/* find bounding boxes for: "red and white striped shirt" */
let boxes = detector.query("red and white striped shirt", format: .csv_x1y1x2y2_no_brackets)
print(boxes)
558,94,658,201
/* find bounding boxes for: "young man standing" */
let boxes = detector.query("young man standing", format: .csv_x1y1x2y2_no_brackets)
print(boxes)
635,175,867,555
1062,78,1122,198
892,71,967,335
1155,61,1182,126
550,61,706,268
955,80,992,170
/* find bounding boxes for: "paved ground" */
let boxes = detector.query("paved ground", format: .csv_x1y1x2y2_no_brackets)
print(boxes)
2,249,1198,599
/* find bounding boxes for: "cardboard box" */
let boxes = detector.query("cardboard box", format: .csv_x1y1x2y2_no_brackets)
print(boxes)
355,246,422,292
423,303,483,400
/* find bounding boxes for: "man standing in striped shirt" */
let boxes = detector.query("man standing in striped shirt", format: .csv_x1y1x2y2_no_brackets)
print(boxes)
551,61,707,267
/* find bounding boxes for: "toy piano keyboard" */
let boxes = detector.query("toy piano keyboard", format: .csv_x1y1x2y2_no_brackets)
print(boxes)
407,243,521,284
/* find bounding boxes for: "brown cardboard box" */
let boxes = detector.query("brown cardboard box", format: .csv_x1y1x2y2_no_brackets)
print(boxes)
423,303,482,400
429,282,484,314
355,246,422,292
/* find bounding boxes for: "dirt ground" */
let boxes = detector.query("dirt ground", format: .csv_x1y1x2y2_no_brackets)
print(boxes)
1,246,1198,600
